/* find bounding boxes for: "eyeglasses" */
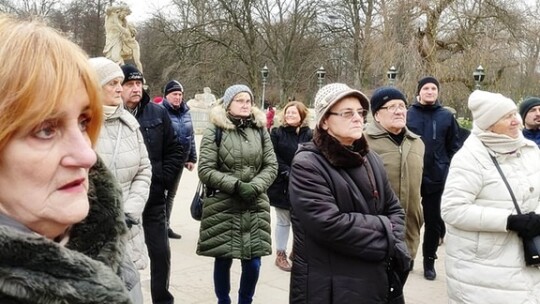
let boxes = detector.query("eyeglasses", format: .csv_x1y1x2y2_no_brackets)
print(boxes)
380,104,407,113
232,99,252,105
328,109,368,119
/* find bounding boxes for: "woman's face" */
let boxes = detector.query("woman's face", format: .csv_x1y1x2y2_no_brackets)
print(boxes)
228,92,252,117
102,77,124,106
284,106,301,127
489,110,521,138
322,96,366,146
0,81,97,239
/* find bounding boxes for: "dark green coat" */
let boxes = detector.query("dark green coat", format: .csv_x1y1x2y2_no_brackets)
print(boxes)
197,105,277,259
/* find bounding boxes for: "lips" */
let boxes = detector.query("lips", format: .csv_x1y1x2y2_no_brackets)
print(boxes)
58,178,85,191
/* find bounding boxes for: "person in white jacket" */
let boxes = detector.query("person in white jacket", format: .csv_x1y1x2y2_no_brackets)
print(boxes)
442,90,540,304
90,57,152,273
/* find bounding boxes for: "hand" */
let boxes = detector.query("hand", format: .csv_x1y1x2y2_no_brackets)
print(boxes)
185,162,195,171
236,181,258,202
507,212,540,239
393,241,412,273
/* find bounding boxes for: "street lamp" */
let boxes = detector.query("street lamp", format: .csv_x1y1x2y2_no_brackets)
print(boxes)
261,65,269,108
316,66,326,90
387,66,398,86
473,65,485,90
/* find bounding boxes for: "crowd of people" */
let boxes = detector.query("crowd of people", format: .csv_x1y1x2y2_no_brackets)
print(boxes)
2,14,540,304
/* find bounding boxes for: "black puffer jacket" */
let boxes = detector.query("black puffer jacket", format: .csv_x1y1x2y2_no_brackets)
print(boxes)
133,92,183,194
289,130,407,304
267,125,312,209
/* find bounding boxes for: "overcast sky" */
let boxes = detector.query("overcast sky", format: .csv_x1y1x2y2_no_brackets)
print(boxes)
122,0,171,23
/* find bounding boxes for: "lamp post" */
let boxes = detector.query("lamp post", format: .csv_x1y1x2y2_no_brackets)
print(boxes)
260,65,269,108
387,66,398,86
473,65,485,90
316,66,326,90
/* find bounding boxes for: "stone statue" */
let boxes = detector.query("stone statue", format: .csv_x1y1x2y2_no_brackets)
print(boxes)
103,5,143,73
188,87,217,109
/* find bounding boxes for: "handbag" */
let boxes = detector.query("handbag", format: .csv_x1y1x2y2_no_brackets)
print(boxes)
490,154,540,267
190,181,205,221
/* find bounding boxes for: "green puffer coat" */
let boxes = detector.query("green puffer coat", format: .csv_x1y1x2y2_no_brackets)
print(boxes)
197,105,277,259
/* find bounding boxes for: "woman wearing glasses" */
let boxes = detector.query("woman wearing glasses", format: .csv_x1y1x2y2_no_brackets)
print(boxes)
365,86,425,285
289,83,410,303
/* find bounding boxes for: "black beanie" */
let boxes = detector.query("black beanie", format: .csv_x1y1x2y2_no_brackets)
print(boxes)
370,86,407,114
417,76,440,94
121,64,143,84
519,97,540,120
163,80,184,97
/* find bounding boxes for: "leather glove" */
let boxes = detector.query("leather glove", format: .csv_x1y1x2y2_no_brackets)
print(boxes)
235,181,258,202
507,212,540,239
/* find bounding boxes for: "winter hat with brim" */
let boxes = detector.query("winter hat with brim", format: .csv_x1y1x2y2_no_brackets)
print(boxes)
370,86,407,114
468,90,516,131
519,97,540,121
164,80,184,97
222,84,254,109
314,83,369,128
417,76,440,94
121,64,143,84
88,57,124,86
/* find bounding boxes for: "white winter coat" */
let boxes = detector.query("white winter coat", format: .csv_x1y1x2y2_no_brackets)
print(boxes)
442,134,540,304
96,105,152,270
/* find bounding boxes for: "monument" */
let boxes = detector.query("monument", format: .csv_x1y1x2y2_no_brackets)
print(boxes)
187,87,217,109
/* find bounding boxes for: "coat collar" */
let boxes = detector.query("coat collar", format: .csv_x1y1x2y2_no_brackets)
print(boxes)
209,104,266,130
313,128,369,167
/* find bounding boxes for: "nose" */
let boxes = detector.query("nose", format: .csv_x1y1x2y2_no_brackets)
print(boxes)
61,125,97,169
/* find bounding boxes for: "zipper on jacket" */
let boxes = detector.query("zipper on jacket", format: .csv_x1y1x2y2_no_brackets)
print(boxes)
432,120,437,140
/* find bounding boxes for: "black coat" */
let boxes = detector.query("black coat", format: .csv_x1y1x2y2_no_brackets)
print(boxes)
289,131,408,304
267,125,312,209
134,92,183,196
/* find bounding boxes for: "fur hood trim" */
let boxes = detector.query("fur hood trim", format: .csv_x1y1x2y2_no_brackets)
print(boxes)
209,104,266,130
313,128,369,167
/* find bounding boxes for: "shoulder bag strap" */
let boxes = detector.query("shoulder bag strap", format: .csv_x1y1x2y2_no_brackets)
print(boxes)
489,154,522,215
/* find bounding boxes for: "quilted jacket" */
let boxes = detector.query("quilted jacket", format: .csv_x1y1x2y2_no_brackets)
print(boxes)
196,105,277,259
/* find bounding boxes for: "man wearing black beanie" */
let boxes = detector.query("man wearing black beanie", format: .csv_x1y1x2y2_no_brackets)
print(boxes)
406,76,461,281
120,64,183,304
519,97,540,147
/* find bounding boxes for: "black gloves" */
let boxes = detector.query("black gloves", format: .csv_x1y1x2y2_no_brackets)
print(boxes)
507,212,540,239
235,181,258,202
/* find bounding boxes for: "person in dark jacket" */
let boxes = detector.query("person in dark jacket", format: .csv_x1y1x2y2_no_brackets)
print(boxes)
162,80,197,239
267,101,313,272
406,76,461,281
121,64,183,304
519,96,540,147
289,83,410,304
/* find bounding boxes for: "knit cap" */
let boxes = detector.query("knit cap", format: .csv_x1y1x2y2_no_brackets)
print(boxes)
519,97,540,121
314,83,369,127
222,84,254,109
121,64,143,84
468,90,516,130
370,86,407,114
417,76,440,94
163,80,184,97
88,57,124,86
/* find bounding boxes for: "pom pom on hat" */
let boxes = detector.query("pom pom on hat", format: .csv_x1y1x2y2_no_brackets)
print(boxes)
121,64,143,84
519,97,540,121
88,57,124,86
370,86,407,114
417,76,440,94
163,80,184,97
468,90,516,130
222,84,254,109
314,83,369,128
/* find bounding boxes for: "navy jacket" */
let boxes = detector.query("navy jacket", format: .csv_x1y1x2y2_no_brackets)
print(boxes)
523,128,540,147
163,99,197,163
407,101,461,194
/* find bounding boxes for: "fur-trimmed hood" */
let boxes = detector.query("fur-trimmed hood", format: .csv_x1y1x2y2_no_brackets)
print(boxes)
209,104,267,131
0,157,132,303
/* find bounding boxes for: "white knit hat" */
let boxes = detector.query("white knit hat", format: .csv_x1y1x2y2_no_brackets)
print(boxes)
314,83,369,127
468,90,516,130
88,57,124,86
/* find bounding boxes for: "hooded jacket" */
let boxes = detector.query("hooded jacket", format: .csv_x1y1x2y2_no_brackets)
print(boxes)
406,101,461,194
289,131,408,304
0,158,133,303
197,105,277,259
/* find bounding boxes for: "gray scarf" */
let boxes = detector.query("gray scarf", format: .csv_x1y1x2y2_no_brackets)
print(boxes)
472,125,528,154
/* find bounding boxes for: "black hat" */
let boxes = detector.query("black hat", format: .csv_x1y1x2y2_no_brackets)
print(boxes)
417,76,439,94
163,80,184,97
370,86,407,114
121,64,143,84
519,97,540,121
